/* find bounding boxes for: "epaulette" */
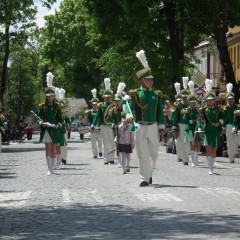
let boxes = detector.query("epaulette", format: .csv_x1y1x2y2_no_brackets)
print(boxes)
218,105,225,112
97,103,102,110
173,102,180,108
198,107,206,114
129,89,138,97
237,104,240,109
0,114,5,120
58,103,65,110
221,105,227,111
234,110,240,117
38,103,45,110
181,108,188,115
85,109,90,114
156,90,163,98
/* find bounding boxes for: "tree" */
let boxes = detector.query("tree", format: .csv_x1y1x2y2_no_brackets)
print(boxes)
0,0,56,106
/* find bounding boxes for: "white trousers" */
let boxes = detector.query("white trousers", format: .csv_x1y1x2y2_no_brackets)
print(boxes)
61,132,68,160
175,123,189,162
100,125,115,162
136,123,159,183
90,131,103,156
226,124,239,162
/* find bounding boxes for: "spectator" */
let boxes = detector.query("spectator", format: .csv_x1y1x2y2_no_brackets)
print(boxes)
25,124,33,140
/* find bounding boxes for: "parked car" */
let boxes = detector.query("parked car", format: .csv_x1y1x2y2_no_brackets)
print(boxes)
70,124,79,132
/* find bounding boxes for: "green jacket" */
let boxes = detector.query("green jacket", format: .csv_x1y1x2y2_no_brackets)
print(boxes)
171,102,188,128
222,104,240,128
197,106,224,148
91,102,117,128
126,88,164,128
37,103,64,145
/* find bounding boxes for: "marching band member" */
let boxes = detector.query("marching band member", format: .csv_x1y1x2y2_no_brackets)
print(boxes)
91,78,117,164
197,79,224,175
126,50,165,186
182,81,202,166
85,88,103,159
222,83,240,163
172,78,190,165
57,88,74,166
37,72,64,175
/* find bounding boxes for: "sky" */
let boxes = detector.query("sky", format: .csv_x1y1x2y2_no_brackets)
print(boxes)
35,0,63,28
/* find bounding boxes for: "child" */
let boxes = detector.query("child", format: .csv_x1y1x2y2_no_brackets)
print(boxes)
115,113,135,174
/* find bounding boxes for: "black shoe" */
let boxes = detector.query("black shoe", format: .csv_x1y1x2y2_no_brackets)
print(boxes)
177,159,183,162
109,161,114,164
93,156,97,159
123,171,127,174
149,177,152,184
140,181,149,187
230,161,235,164
104,161,109,165
62,159,66,165
183,162,188,165
99,152,103,157
126,166,130,172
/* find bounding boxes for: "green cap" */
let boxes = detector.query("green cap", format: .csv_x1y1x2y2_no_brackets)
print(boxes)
136,68,154,80
45,87,55,96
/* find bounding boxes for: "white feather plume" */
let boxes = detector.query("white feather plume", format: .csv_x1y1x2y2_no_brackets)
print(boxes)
174,82,181,94
226,83,233,94
59,88,66,100
188,81,195,94
46,72,54,87
117,82,126,95
182,77,189,89
104,78,111,90
91,88,97,98
136,50,149,68
55,87,60,99
205,79,213,93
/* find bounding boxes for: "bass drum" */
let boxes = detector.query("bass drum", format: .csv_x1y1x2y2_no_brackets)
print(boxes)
78,126,91,134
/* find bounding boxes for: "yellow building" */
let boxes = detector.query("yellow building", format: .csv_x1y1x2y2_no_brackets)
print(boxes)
228,26,240,82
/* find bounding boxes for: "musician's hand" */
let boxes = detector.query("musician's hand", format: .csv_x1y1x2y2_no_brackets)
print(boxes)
42,123,47,128
214,122,219,127
54,125,59,129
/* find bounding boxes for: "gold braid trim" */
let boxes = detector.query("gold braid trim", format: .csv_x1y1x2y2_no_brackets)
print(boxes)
157,90,163,98
0,114,5,120
38,103,45,110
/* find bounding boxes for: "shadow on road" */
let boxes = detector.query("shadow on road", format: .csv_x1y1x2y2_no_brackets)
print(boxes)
0,203,239,239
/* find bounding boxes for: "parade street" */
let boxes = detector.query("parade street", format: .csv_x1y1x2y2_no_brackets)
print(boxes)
1,132,240,240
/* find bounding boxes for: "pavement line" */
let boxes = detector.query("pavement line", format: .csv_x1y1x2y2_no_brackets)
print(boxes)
131,189,183,202
90,189,104,203
198,187,240,201
62,189,71,203
0,191,32,208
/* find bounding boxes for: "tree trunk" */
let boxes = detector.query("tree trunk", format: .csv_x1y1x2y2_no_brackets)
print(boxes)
205,0,239,102
1,26,10,106
212,26,239,102
163,1,184,96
